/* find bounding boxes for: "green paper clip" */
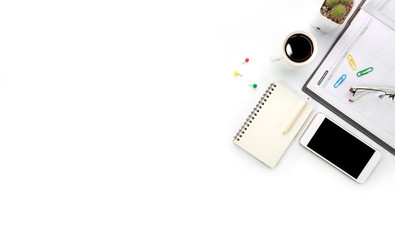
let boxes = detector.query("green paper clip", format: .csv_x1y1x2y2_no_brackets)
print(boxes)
357,67,373,77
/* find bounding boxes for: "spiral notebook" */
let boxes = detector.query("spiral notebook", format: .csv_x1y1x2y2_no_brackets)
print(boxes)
233,82,313,168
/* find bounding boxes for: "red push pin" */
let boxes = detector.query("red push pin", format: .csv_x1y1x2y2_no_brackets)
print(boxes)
241,58,250,64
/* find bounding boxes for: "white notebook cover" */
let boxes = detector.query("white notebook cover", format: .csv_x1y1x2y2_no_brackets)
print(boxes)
234,82,313,168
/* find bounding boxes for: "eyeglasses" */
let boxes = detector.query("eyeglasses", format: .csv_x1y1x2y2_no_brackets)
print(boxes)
349,86,395,103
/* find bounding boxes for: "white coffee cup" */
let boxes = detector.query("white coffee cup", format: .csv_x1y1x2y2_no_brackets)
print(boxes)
270,30,318,68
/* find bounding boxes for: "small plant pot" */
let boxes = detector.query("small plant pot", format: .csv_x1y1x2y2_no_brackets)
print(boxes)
311,12,342,33
311,0,354,33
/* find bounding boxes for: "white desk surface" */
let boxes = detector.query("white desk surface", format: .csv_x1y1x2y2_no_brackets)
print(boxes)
0,0,394,239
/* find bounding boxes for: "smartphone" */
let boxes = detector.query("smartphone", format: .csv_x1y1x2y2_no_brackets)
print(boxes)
299,113,381,183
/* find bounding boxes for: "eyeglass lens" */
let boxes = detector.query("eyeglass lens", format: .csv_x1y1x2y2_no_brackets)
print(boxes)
353,90,386,102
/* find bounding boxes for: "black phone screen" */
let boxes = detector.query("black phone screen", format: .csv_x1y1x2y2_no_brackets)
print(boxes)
307,118,375,179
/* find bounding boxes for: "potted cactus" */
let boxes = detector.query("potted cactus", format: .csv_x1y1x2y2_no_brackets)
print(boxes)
311,0,354,33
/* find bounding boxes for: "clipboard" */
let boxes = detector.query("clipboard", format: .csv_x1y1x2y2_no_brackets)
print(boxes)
303,0,395,155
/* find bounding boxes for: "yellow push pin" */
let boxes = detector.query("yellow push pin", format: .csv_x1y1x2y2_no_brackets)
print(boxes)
234,71,242,77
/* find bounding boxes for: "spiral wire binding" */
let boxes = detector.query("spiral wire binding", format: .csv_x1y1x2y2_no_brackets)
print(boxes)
233,82,277,141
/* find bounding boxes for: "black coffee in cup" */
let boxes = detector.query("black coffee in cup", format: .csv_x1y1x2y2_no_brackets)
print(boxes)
284,34,314,63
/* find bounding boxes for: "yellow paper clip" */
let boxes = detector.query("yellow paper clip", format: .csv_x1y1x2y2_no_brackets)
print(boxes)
347,54,357,70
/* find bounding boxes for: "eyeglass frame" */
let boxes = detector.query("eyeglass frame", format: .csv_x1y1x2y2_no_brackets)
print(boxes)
349,86,395,102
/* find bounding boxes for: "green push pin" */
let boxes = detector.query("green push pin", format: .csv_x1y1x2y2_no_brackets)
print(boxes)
249,84,257,88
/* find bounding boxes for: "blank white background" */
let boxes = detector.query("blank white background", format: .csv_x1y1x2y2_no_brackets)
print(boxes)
0,0,394,239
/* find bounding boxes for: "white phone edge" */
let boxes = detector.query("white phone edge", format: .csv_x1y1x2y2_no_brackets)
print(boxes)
299,112,381,183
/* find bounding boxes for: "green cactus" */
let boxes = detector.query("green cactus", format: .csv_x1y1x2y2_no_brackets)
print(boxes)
330,4,346,20
339,0,351,4
325,0,338,9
